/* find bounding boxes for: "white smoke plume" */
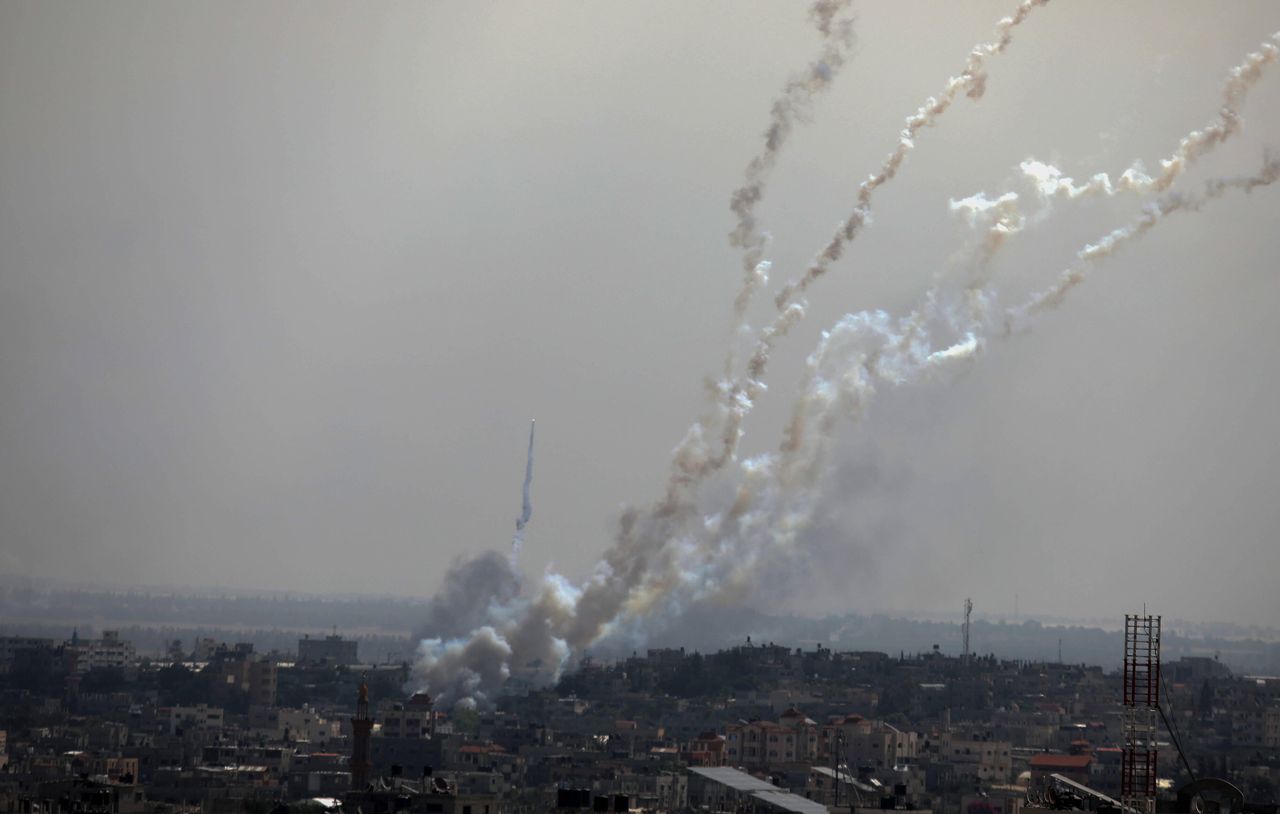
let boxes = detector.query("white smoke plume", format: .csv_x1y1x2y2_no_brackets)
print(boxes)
715,31,1280,590
702,0,1042,495
711,153,1280,602
727,0,856,322
945,29,1280,328
771,0,1052,311
511,419,535,560
411,12,1279,708
1004,33,1279,206
1009,155,1280,324
412,0,1047,706
707,0,855,492
413,551,523,643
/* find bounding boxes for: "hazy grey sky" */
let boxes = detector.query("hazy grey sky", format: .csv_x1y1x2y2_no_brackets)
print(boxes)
2,1,1278,627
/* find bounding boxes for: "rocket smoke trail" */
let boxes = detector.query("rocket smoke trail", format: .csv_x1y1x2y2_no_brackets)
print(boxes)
657,141,1280,614
1007,32,1279,205
944,29,1280,329
700,0,1048,487
731,157,1280,600
727,0,856,323
1010,156,1280,324
771,0,1051,311
707,0,855,488
709,31,1280,594
412,11,1280,708
511,420,535,560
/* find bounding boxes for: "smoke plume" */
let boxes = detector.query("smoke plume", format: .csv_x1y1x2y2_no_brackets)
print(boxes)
413,550,522,643
410,11,1280,708
727,0,856,322
696,0,1034,494
771,0,1052,311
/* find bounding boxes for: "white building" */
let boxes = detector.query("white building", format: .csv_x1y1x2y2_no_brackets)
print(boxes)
163,704,224,735
68,630,137,673
276,706,340,743
380,693,436,739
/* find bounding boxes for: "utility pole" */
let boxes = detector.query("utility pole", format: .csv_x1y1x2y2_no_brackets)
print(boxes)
831,729,845,807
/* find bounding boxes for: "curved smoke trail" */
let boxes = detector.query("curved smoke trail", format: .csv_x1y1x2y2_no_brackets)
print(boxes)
714,154,1280,604
699,30,1280,598
411,14,1280,708
727,0,856,323
703,0,1043,493
1010,156,1280,324
771,0,1052,311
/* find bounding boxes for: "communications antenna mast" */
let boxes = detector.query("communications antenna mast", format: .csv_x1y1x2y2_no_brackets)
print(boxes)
1122,613,1161,814
962,598,973,665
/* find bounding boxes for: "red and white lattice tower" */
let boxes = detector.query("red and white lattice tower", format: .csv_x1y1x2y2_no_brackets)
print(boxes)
1122,614,1161,814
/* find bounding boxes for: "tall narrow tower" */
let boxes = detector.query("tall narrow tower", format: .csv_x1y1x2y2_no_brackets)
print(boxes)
350,682,373,790
962,598,973,665
1122,614,1160,814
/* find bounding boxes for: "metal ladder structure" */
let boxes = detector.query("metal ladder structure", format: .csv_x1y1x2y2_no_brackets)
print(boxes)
1122,613,1161,814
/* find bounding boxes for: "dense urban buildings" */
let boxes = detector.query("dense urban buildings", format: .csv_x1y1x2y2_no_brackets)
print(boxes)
0,625,1277,814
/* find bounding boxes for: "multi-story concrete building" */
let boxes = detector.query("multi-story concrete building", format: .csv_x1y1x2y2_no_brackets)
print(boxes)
380,693,436,739
822,715,918,771
0,636,53,672
683,732,727,766
297,634,358,666
930,731,1011,783
67,631,137,674
725,708,819,769
161,705,224,736
277,706,340,744
206,645,277,708
1265,704,1280,748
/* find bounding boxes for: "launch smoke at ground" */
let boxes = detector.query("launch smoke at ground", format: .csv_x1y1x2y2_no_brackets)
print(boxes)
411,8,1280,708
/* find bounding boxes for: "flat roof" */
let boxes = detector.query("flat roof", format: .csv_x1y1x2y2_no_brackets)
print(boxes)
809,766,879,794
689,767,777,793
688,767,830,814
1049,773,1123,808
751,789,831,814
